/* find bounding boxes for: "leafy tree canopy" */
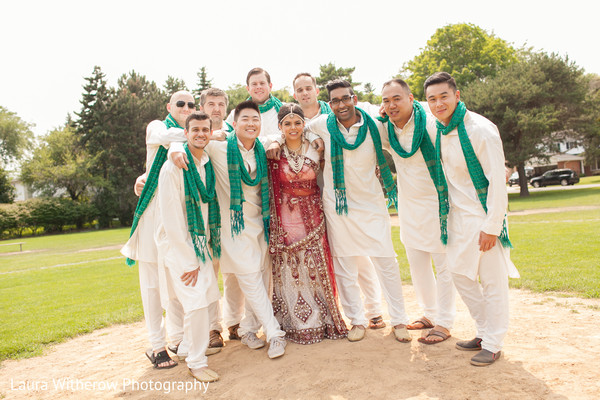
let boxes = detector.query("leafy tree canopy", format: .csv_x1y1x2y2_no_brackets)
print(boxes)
463,51,586,196
401,23,517,99
21,126,101,201
316,63,360,101
0,106,34,165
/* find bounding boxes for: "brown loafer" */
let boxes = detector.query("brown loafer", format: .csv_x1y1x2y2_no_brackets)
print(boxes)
228,324,241,340
209,330,224,348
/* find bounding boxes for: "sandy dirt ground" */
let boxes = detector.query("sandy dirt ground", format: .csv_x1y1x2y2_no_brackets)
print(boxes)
1,285,598,400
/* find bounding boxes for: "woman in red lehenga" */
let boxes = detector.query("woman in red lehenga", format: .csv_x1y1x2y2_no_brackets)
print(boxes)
268,103,348,344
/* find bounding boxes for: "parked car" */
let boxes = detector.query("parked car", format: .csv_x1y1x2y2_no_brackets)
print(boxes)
508,172,520,186
507,167,534,187
530,169,579,188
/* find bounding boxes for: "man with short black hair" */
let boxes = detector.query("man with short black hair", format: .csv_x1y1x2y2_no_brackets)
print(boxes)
198,87,245,345
378,78,456,344
424,71,518,366
121,91,196,369
171,101,287,359
155,111,221,382
306,79,411,343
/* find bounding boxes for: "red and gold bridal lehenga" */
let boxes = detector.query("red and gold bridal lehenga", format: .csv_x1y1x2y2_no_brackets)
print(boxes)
268,143,348,344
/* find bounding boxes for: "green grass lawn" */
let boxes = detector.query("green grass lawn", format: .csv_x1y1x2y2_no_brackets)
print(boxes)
0,228,143,361
508,187,600,211
580,175,600,185
1,185,598,361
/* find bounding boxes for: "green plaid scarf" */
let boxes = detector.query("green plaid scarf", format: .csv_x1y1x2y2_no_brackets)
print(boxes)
224,121,234,132
318,100,332,115
183,143,221,262
327,107,397,215
378,101,449,244
435,101,512,248
247,95,282,113
126,114,182,266
226,132,270,242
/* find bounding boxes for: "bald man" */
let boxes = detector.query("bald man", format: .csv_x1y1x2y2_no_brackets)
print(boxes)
122,91,218,368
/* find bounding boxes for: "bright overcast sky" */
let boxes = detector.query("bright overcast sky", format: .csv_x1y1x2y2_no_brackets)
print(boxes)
1,0,597,137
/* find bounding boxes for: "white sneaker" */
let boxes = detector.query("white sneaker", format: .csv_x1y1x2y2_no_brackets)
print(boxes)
267,337,287,359
241,332,265,350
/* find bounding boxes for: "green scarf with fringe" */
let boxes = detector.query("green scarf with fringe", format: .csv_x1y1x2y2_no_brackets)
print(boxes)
435,101,512,248
183,143,221,262
126,114,182,266
318,100,332,115
377,101,449,244
327,107,397,215
226,132,270,242
247,95,282,113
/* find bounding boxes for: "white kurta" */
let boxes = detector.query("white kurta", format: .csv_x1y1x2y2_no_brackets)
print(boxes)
379,113,445,253
439,111,518,280
307,114,395,258
120,120,186,262
169,136,274,275
154,155,220,311
226,106,279,138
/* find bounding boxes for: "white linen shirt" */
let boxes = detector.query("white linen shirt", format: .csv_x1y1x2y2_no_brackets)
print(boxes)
154,153,220,310
379,111,446,253
307,113,396,258
169,135,274,275
120,120,186,262
438,110,518,279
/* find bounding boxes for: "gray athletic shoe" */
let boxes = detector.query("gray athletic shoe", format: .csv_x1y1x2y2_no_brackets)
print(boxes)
267,337,287,359
470,349,502,366
455,337,483,351
241,332,265,350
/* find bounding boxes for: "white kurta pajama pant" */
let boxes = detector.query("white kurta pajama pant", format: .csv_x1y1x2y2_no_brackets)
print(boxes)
170,137,285,342
438,111,519,353
378,112,456,329
120,120,187,352
308,114,409,328
163,127,242,336
155,156,221,370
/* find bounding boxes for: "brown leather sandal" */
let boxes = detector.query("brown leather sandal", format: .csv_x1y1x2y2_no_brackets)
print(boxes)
407,317,434,330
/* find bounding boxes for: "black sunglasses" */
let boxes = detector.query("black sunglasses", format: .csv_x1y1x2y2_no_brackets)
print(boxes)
176,100,195,109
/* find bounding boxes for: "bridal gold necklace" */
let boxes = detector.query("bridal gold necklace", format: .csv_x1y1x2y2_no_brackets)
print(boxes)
283,141,306,174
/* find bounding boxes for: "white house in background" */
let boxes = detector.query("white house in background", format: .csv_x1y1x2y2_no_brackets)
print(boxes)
528,134,596,176
9,173,34,202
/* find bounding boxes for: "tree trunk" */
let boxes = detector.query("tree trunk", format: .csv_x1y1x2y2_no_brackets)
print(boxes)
517,163,530,197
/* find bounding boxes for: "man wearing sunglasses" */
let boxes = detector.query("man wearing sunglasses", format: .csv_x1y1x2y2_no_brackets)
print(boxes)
123,91,223,369
305,79,411,344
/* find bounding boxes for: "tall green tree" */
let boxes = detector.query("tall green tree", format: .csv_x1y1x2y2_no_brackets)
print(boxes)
0,168,15,203
356,82,382,104
21,126,101,201
463,51,587,196
225,84,249,113
75,66,111,152
579,74,600,168
315,63,360,101
193,66,213,101
100,71,165,225
401,23,517,100
0,106,34,165
271,87,293,103
163,76,188,103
